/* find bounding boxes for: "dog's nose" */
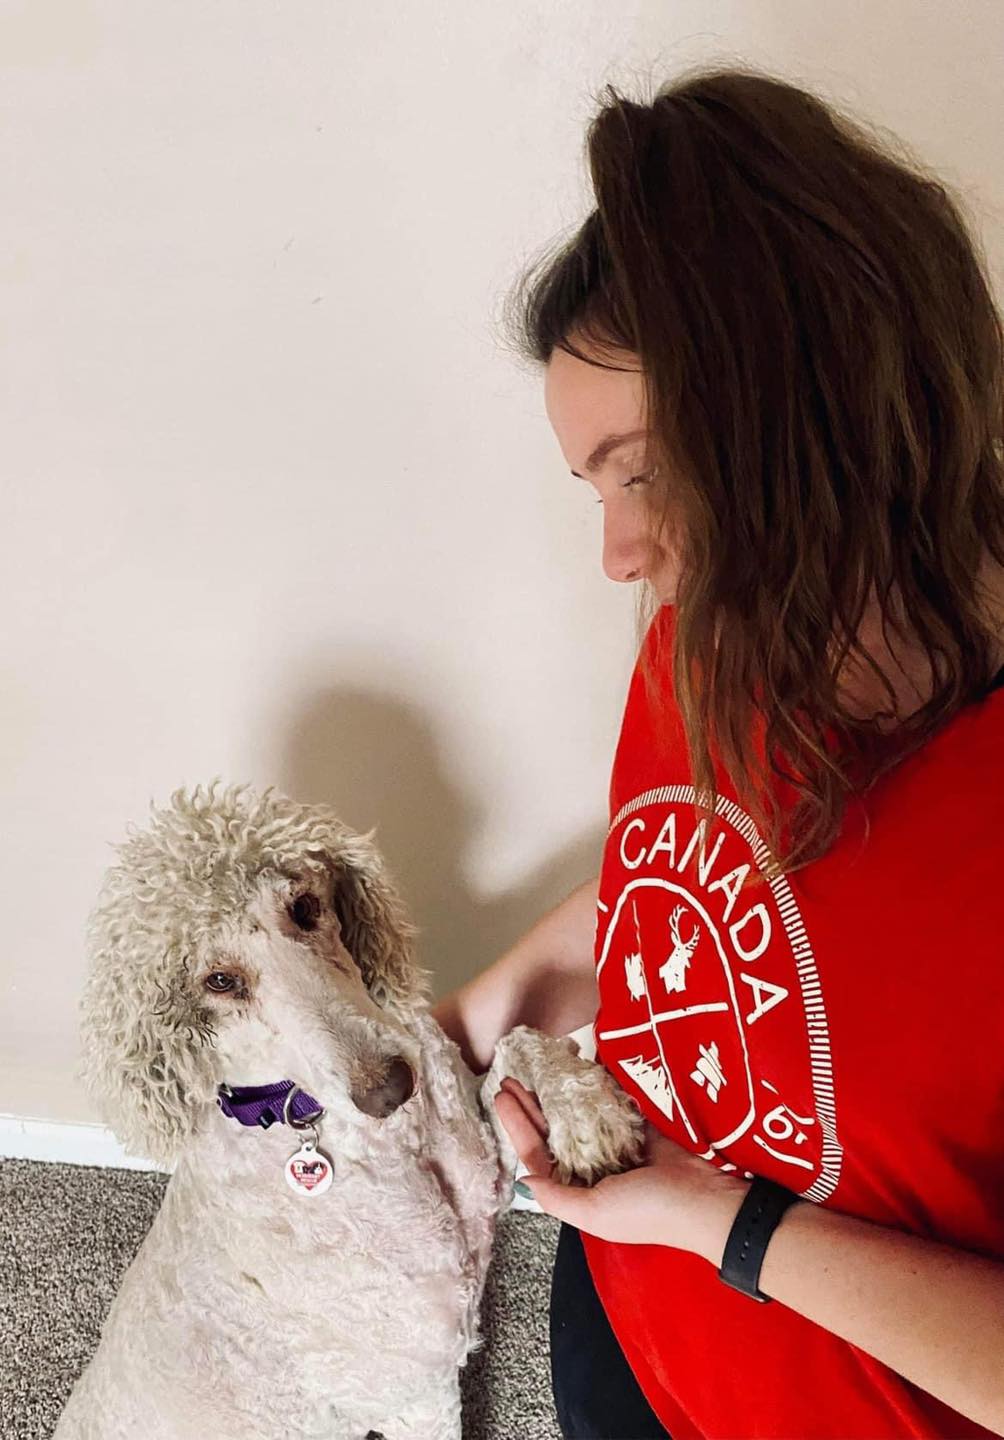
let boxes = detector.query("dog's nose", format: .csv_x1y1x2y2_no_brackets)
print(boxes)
350,1056,416,1118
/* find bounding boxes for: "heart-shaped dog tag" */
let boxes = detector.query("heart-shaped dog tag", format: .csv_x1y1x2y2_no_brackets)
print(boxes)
284,1140,333,1197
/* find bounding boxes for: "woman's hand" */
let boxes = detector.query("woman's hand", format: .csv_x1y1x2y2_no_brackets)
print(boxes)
494,1075,750,1264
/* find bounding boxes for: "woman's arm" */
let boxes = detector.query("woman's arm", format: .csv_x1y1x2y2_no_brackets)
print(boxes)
746,1197,1004,1436
431,874,599,1074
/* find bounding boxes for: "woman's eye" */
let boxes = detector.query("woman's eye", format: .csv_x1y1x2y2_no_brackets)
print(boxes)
624,467,658,489
594,469,658,503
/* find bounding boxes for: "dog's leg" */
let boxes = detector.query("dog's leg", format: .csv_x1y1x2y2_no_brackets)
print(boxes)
479,1024,646,1190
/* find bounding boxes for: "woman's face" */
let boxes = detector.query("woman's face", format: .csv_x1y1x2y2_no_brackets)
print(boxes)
544,341,682,605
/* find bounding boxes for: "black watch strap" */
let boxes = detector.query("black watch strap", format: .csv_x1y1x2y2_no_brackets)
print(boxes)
718,1176,801,1302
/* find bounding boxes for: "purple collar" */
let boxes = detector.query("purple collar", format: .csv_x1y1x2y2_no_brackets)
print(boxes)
217,1081,324,1130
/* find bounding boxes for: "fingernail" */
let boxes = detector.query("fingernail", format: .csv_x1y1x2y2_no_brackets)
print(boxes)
514,1179,534,1199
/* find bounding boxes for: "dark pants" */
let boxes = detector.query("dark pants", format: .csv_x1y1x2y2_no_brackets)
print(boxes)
549,1222,671,1440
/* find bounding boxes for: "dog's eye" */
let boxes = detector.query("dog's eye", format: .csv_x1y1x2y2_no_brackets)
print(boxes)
205,972,238,993
289,892,321,932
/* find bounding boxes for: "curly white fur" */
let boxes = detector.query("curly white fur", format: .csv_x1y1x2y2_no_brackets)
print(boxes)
55,780,643,1440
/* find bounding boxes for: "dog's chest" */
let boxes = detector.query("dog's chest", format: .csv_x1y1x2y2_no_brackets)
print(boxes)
296,1025,498,1335
191,1019,500,1342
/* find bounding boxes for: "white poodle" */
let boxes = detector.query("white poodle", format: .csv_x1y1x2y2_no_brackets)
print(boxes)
55,780,643,1440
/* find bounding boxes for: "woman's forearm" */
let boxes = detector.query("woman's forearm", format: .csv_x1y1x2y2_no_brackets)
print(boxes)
750,1199,1004,1434
432,874,599,1073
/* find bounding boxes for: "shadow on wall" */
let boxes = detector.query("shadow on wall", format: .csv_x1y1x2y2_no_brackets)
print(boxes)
278,685,605,998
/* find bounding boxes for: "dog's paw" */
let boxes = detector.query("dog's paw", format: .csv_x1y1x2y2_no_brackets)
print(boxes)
483,1025,646,1188
542,1057,646,1186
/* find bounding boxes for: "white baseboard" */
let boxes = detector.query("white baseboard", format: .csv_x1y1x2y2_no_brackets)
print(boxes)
0,1112,547,1229
0,1022,597,1199
0,1111,546,1219
0,1113,165,1172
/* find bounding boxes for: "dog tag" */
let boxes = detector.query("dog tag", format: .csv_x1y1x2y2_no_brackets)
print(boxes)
284,1137,333,1197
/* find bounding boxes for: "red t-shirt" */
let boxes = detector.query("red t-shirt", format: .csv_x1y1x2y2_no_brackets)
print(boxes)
581,603,1004,1439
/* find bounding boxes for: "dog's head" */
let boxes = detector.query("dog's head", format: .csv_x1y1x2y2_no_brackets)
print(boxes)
79,780,430,1167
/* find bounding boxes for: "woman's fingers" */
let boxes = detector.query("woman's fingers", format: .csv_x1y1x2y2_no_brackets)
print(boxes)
493,1087,554,1177
498,1075,549,1137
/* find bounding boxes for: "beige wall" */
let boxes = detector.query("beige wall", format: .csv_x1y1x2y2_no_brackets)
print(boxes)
3,1,1002,1125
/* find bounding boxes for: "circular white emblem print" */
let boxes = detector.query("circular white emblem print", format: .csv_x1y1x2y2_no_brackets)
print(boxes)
594,785,842,1203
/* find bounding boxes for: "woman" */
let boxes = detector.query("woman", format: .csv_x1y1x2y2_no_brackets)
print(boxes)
433,64,1004,1438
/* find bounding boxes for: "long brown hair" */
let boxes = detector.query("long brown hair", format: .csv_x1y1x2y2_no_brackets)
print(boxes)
501,63,1004,876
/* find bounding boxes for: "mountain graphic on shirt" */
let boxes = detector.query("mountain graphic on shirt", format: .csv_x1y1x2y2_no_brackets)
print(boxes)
620,1053,681,1121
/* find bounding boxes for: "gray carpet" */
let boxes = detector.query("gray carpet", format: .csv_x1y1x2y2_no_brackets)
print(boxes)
0,1157,562,1440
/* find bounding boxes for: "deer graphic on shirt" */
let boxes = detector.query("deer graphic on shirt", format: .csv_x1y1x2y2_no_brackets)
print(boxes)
659,905,700,994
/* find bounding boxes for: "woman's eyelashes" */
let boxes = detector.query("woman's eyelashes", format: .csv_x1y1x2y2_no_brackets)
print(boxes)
594,468,658,503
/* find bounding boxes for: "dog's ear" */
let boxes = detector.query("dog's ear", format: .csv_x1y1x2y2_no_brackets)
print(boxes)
78,877,220,1169
320,830,430,1015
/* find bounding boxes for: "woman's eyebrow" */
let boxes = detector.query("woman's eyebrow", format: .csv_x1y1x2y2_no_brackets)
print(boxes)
570,428,651,477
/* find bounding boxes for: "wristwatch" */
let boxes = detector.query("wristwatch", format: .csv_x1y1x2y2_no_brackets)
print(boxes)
718,1175,802,1302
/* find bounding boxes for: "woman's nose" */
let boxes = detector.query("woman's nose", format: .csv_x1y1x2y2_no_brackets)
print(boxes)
602,513,650,584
